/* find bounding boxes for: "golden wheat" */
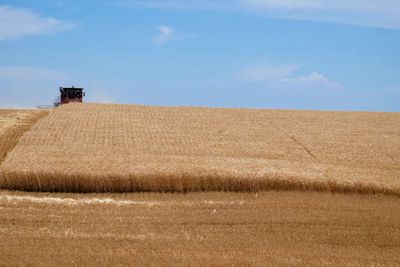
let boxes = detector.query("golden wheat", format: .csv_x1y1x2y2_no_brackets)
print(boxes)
0,103,399,194
0,109,48,164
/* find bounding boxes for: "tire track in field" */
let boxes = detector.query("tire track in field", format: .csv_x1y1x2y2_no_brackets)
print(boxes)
288,135,317,160
270,122,317,161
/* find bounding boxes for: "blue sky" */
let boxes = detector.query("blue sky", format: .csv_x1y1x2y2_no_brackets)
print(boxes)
0,0,399,111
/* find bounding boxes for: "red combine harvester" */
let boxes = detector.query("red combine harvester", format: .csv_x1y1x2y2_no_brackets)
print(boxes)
54,87,85,107
38,87,85,109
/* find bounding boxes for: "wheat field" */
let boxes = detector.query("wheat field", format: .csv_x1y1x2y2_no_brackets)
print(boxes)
1,104,400,265
0,103,399,194
0,109,48,164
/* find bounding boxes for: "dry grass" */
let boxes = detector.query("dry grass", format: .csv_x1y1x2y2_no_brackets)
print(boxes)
1,190,400,266
0,103,399,195
0,109,49,164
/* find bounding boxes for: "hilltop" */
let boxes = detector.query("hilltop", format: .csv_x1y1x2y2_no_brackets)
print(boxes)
0,103,399,194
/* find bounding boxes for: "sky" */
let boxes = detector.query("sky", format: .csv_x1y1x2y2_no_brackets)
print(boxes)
0,0,399,111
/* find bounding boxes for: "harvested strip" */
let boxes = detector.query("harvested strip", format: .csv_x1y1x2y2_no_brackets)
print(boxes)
1,191,400,266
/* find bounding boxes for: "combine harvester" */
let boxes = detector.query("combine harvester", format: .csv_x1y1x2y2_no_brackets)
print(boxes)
55,87,85,106
37,86,85,109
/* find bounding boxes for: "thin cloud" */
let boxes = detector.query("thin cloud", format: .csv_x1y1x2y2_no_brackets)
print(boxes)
153,25,196,45
113,0,400,29
113,0,236,11
237,64,342,90
238,64,300,83
0,5,74,41
0,66,66,81
276,72,343,90
242,0,400,29
0,66,68,108
154,25,174,45
243,0,321,9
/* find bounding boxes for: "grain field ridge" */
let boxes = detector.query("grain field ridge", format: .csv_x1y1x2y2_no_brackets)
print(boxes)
1,103,399,195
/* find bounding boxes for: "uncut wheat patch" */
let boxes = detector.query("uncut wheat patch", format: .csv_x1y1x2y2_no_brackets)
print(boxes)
0,103,399,194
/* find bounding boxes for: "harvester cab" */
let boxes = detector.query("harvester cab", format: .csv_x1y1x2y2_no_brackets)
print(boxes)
56,86,85,106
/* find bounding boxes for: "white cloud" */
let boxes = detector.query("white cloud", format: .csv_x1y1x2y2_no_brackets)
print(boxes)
153,25,196,45
114,0,400,29
0,66,66,81
243,0,321,9
241,0,400,29
237,64,342,90
113,0,235,11
154,25,174,45
0,66,68,108
0,5,74,41
238,64,299,83
277,72,342,90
